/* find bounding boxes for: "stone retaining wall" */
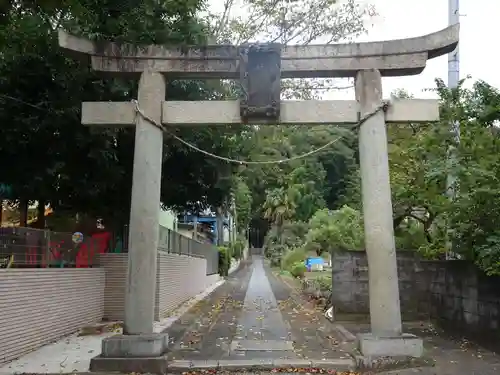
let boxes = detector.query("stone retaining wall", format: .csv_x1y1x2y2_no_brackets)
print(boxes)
331,251,500,350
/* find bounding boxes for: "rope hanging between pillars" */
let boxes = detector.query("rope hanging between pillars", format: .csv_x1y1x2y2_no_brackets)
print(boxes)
131,98,393,166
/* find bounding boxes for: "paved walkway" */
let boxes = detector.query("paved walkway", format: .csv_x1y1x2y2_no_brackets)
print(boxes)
231,258,296,358
165,256,348,362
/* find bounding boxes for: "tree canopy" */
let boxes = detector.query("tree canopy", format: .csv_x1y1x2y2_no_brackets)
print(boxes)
0,0,240,227
4,0,498,277
261,78,500,277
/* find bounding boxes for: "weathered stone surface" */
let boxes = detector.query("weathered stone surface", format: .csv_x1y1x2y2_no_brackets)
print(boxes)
357,333,424,358
81,101,136,126
58,24,459,78
331,252,428,319
101,333,168,358
356,69,402,337
124,71,165,335
230,340,294,351
89,52,429,78
82,99,439,127
60,24,458,60
160,99,439,126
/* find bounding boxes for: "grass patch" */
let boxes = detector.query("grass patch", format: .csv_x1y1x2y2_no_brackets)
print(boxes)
304,270,330,279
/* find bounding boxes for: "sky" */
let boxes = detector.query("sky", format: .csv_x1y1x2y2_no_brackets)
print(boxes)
208,0,498,100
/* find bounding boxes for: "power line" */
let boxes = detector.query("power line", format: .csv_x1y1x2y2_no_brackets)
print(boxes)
0,94,49,111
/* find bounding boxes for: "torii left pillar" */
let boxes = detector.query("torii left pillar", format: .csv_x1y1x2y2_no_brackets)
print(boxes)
86,72,169,373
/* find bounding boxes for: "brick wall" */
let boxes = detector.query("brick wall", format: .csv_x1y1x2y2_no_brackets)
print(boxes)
0,268,104,365
100,253,220,322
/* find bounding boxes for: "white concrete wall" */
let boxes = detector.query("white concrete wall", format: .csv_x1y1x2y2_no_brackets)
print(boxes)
0,268,104,365
99,253,220,321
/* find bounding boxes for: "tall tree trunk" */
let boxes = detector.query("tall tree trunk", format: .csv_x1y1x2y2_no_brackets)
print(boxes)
0,200,3,227
216,206,224,246
278,223,284,245
36,199,46,229
19,199,28,227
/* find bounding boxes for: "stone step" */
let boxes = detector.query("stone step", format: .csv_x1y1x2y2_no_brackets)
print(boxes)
230,339,294,351
168,358,356,372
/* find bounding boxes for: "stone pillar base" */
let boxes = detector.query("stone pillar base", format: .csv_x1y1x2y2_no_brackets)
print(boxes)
357,333,423,358
89,334,169,373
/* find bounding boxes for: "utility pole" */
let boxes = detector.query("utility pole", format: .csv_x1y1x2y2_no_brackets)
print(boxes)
446,0,460,259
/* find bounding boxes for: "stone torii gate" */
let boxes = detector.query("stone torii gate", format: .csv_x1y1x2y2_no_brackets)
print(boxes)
58,24,458,371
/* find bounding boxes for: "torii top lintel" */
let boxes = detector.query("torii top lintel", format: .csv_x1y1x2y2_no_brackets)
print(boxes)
58,24,459,79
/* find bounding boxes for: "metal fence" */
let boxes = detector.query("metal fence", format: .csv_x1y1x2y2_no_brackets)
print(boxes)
0,227,104,268
158,226,219,275
0,225,219,274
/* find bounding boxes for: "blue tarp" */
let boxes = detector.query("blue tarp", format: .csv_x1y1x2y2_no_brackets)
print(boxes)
305,257,323,265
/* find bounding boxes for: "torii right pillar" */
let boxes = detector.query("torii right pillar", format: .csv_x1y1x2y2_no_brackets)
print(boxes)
355,68,415,358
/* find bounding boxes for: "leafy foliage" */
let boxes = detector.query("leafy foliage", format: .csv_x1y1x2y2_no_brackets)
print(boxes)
259,78,500,278
340,79,500,275
290,261,307,278
217,246,230,276
0,0,241,227
281,247,307,271
305,206,364,255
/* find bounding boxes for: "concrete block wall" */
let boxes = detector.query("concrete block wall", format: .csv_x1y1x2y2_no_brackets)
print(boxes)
99,253,220,322
155,252,220,320
424,260,500,351
0,268,105,365
331,251,428,319
331,251,500,351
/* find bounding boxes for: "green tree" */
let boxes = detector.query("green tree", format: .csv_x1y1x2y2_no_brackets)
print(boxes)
341,78,500,275
232,177,252,234
0,0,240,228
262,186,298,243
304,206,364,255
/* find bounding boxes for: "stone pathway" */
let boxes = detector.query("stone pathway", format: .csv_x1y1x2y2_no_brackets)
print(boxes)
230,258,296,358
165,256,348,363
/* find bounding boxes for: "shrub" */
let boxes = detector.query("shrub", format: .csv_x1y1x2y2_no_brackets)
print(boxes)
282,247,307,271
314,275,332,293
230,235,246,259
290,261,307,278
218,246,230,276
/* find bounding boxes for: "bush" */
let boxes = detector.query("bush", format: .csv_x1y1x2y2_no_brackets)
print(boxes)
290,261,307,278
301,274,332,303
218,246,230,276
282,247,307,271
230,235,246,259
314,275,332,293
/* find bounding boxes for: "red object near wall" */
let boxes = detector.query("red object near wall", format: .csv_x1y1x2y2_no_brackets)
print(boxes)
32,231,112,267
76,232,111,267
